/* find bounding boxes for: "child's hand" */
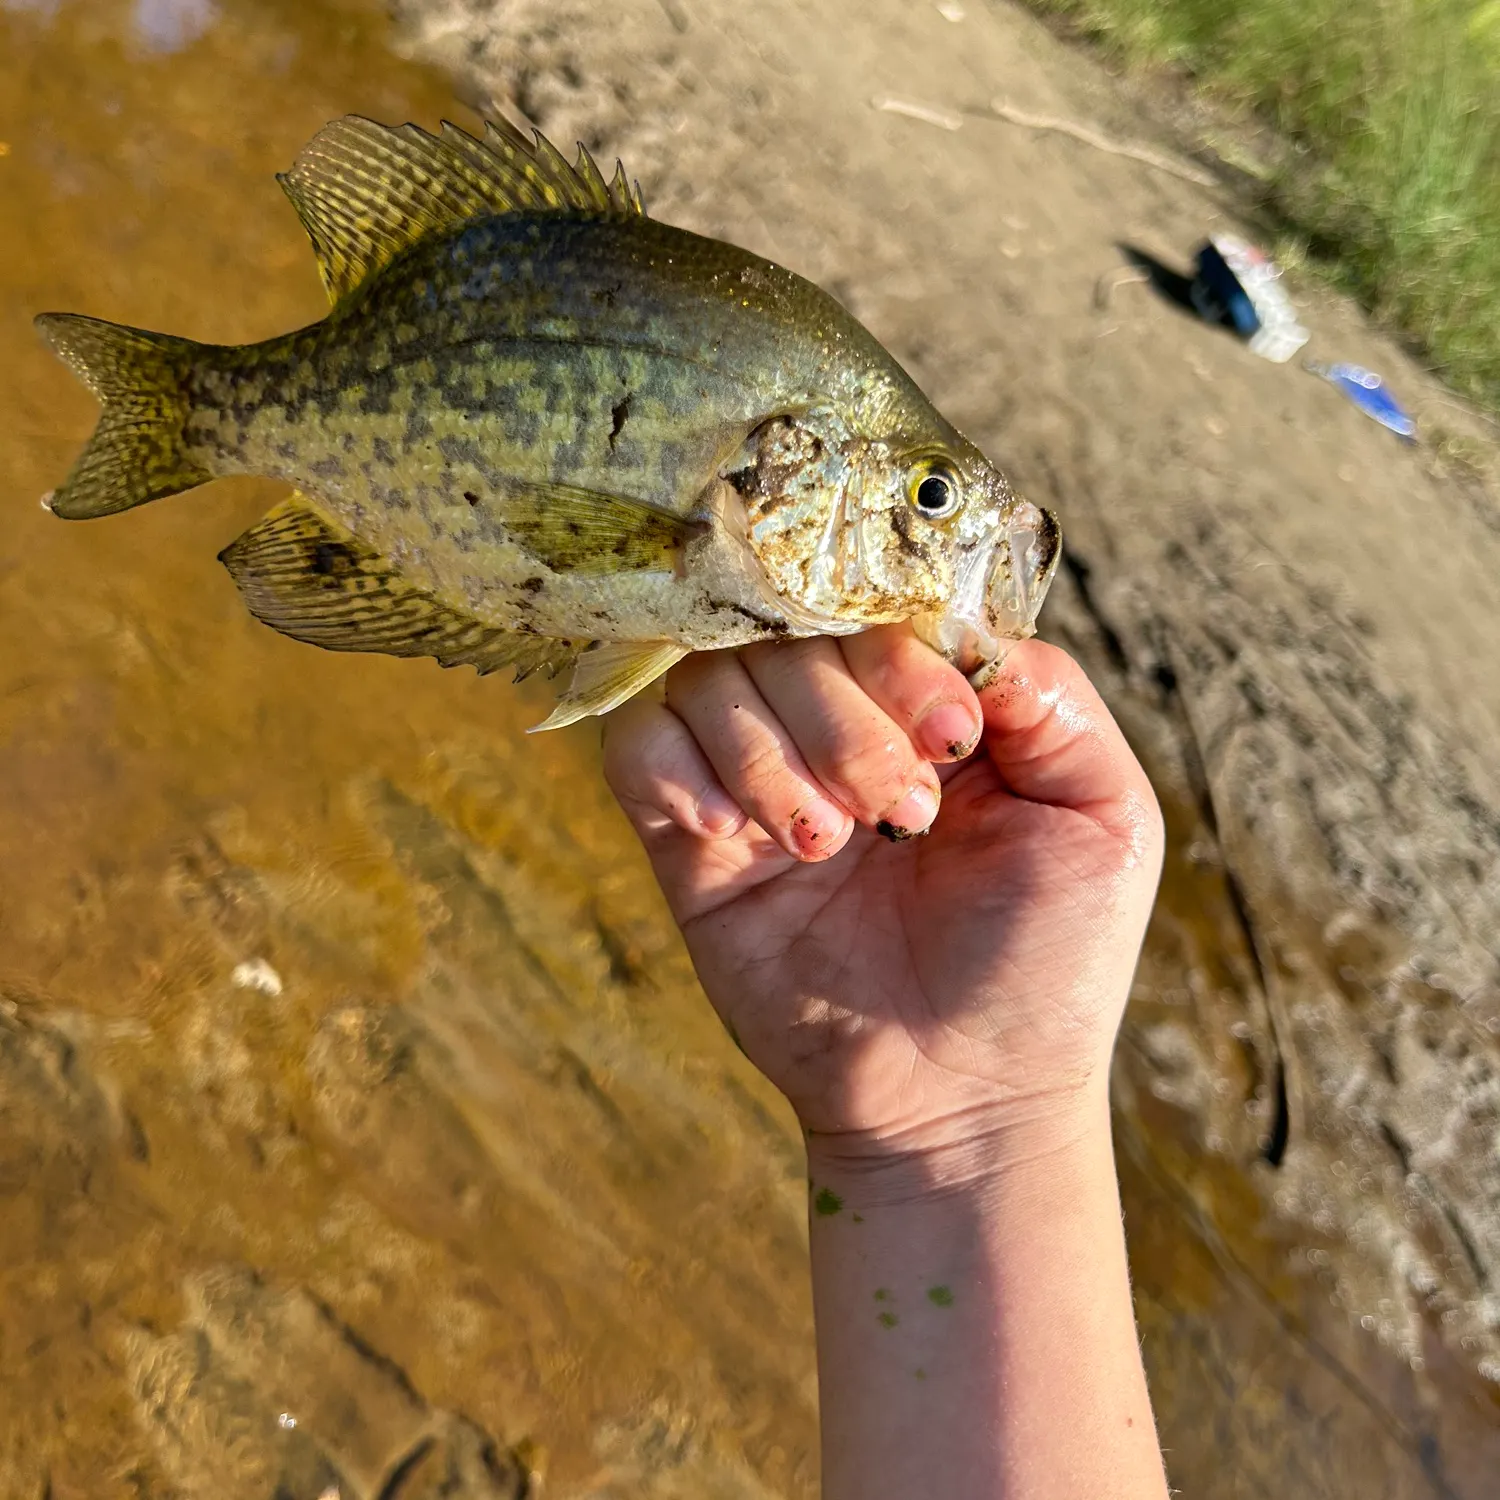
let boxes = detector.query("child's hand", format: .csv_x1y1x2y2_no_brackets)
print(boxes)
603,627,1163,1163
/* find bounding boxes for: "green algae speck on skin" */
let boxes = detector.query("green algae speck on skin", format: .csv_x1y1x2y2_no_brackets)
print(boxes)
873,1288,890,1302
813,1186,844,1216
927,1285,954,1307
877,1311,899,1329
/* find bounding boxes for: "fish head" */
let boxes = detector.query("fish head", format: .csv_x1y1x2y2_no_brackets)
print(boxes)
906,459,1062,687
730,416,1060,677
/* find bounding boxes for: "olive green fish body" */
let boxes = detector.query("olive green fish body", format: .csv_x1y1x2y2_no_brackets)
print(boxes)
178,212,932,651
36,115,1060,728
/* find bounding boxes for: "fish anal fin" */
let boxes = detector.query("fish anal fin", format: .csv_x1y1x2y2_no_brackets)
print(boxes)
502,480,688,575
530,641,687,733
219,493,581,680
278,115,647,307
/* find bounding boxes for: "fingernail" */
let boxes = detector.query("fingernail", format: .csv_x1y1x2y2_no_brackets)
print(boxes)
790,799,849,859
876,782,940,842
918,701,981,761
694,786,746,837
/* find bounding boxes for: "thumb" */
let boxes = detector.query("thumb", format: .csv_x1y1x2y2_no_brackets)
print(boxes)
979,640,1159,839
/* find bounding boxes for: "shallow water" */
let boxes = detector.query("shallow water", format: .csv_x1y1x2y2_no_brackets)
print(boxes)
2,4,814,1494
2,0,1497,1495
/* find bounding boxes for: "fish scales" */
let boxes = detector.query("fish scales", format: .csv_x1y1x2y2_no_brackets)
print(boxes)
36,116,1061,728
209,213,925,501
184,213,934,644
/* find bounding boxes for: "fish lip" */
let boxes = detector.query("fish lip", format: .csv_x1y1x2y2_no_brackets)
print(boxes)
913,501,1062,682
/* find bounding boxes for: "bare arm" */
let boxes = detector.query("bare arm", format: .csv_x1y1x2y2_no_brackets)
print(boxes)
604,628,1169,1498
809,1097,1164,1498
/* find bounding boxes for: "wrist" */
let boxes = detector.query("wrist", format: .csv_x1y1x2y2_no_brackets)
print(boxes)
802,1071,1165,1500
802,1077,1113,1209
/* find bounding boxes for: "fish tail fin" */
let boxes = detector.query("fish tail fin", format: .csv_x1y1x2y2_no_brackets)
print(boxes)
34,312,213,519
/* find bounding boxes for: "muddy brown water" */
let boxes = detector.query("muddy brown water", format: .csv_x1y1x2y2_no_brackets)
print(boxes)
2,0,1497,1496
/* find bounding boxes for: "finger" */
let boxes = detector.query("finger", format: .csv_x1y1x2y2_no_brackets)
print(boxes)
839,622,983,762
602,685,800,930
666,650,855,862
602,692,748,841
740,636,941,839
981,640,1160,839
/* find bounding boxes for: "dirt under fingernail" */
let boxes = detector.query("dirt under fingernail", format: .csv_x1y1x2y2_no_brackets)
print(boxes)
876,783,939,840
791,800,846,858
919,702,981,761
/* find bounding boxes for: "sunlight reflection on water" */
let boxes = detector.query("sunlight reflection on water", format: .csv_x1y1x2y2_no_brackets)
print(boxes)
132,0,217,53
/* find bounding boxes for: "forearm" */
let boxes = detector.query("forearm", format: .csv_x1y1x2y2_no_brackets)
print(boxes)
806,1088,1169,1500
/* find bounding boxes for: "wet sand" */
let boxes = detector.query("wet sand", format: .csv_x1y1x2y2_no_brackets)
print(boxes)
2,0,1497,1495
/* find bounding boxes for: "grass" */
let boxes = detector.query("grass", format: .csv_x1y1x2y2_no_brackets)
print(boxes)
1024,0,1500,412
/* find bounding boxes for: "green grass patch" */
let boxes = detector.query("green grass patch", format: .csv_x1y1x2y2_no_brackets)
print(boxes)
1027,0,1500,410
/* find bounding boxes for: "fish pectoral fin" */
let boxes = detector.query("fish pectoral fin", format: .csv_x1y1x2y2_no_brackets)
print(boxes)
501,480,689,575
277,116,645,307
219,492,582,681
529,641,688,733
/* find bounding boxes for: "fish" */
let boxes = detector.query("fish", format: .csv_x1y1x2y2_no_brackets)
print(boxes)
35,115,1061,731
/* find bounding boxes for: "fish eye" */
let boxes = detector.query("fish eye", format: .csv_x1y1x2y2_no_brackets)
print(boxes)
911,465,961,520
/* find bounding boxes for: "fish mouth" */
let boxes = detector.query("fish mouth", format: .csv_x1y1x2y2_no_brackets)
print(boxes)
912,501,1062,686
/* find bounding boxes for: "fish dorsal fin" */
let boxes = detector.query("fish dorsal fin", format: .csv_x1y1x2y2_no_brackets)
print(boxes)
278,115,646,306
220,493,584,681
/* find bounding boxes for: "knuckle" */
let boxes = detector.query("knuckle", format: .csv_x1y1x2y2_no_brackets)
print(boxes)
822,733,911,803
849,642,957,725
852,661,907,717
667,646,737,700
731,737,796,804
662,668,709,713
602,710,685,804
844,629,904,682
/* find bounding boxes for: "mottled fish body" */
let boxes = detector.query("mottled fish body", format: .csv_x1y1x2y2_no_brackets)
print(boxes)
36,116,1060,728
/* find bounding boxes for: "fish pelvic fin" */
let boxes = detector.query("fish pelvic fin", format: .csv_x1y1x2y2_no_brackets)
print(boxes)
529,641,687,733
35,313,212,519
221,493,584,681
278,115,647,308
